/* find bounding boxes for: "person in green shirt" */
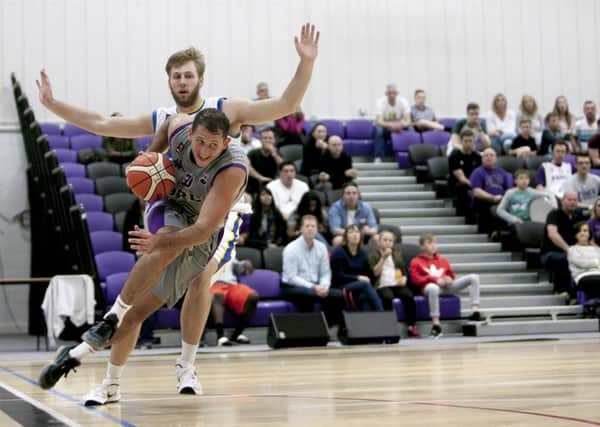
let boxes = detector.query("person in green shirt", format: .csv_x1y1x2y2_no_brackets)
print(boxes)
496,169,555,225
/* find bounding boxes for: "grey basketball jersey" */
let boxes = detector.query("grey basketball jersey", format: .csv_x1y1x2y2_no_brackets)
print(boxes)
167,123,249,224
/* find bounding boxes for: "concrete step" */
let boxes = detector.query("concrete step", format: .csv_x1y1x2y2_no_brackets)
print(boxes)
464,305,582,320
400,224,478,235
370,200,446,209
468,283,553,295
359,184,426,192
379,207,456,217
452,261,527,273
356,176,417,185
387,217,465,226
446,252,512,263
461,294,567,308
354,162,405,171
435,242,502,253
357,169,411,177
363,192,437,201
478,272,540,284
403,234,489,244
463,318,598,336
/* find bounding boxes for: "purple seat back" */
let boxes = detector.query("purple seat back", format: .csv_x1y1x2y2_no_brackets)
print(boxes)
591,169,600,177
320,119,345,138
40,123,62,136
391,131,421,152
422,130,451,147
155,307,181,329
135,136,153,151
68,177,95,194
47,135,70,149
342,139,356,156
86,211,114,232
70,134,103,152
63,124,93,137
61,162,86,178
90,230,124,255
438,118,457,129
565,154,576,170
104,272,129,305
303,120,313,136
53,148,78,163
345,119,373,139
238,269,281,298
95,250,135,281
75,193,104,212
351,139,375,156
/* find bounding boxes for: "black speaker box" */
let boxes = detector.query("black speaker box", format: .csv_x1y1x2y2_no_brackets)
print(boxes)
267,312,330,349
337,311,401,345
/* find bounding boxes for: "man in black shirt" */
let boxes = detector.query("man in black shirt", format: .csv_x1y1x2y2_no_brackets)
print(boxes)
448,129,481,223
246,128,283,194
541,191,581,299
316,135,357,190
509,118,537,157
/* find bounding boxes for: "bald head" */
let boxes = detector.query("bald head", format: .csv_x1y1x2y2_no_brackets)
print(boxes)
481,148,497,168
328,135,343,157
562,191,578,213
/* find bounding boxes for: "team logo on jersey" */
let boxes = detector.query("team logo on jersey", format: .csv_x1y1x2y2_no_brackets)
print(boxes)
176,142,185,153
182,173,193,187
199,174,208,185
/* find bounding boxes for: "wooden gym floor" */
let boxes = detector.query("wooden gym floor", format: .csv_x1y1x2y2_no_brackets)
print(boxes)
0,338,599,426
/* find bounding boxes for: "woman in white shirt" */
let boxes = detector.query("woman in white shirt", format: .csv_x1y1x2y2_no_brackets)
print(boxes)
567,222,600,299
486,93,517,154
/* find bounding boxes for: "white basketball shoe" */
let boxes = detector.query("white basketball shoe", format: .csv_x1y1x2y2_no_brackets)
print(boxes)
83,380,121,406
176,360,203,395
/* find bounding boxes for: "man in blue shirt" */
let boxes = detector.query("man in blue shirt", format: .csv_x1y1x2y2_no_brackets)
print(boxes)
328,182,378,246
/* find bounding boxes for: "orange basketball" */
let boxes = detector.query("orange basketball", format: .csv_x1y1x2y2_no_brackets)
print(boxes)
126,152,176,201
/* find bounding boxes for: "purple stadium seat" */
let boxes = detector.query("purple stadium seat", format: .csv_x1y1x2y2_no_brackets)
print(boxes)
421,130,451,148
248,300,297,326
90,230,124,255
70,134,103,152
391,131,421,152
63,124,93,137
565,154,576,170
75,193,104,212
320,119,345,138
61,162,86,178
438,118,457,129
40,123,62,136
53,148,78,163
135,136,153,151
104,272,128,305
350,139,374,156
238,269,282,298
590,169,600,177
345,119,373,139
303,120,313,136
155,308,181,329
342,139,356,156
67,177,95,194
85,211,114,232
95,250,135,281
393,295,460,321
47,135,70,149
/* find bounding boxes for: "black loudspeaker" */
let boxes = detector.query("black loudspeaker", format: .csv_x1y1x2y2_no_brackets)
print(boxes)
337,311,401,345
267,313,330,349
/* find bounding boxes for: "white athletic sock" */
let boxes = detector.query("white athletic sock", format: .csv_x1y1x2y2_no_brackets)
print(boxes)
105,362,124,382
180,341,199,366
105,295,132,325
68,342,95,360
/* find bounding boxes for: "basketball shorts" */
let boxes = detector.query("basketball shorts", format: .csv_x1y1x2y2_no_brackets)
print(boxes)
210,282,257,315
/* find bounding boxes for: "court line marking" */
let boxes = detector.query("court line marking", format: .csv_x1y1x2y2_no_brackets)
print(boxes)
0,380,81,427
0,366,136,427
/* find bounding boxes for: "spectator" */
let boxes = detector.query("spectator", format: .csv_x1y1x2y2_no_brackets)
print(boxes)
486,93,517,153
372,84,410,163
210,258,258,346
541,191,582,301
287,191,330,244
587,198,600,245
253,82,274,132
316,135,357,191
448,129,481,223
535,140,574,200
588,133,600,168
246,128,283,195
328,182,378,246
267,161,309,220
470,148,513,235
275,111,305,147
568,222,600,300
496,169,555,226
101,112,137,164
539,112,565,156
508,118,537,158
410,89,444,132
552,95,576,137
516,95,544,146
409,233,481,338
239,124,261,154
368,229,419,337
563,154,600,213
330,225,384,312
300,122,329,177
281,215,343,323
238,187,287,249
447,102,491,155
574,101,598,152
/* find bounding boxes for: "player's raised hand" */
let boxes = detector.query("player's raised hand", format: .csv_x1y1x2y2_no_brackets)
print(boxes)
295,23,320,61
36,69,54,107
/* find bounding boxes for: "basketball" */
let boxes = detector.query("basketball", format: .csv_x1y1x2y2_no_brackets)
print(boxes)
126,152,176,201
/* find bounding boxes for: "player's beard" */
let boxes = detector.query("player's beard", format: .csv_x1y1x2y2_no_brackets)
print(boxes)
170,81,201,109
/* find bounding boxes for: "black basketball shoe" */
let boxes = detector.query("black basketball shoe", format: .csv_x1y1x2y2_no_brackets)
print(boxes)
38,345,81,390
81,313,119,350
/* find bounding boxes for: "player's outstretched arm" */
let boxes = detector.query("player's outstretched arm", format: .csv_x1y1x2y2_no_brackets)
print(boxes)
36,69,153,138
223,23,320,128
145,114,192,153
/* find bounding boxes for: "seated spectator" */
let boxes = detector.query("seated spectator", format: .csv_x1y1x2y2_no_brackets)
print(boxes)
568,222,600,300
253,81,274,132
409,234,481,338
102,112,137,164
563,154,600,214
275,111,305,147
539,112,565,156
239,124,261,154
267,161,310,220
535,141,574,200
508,118,537,158
281,215,343,324
368,229,419,337
447,102,491,155
516,95,544,146
287,191,330,244
486,93,517,153
541,191,582,301
470,148,513,235
448,129,481,223
300,122,329,177
552,95,576,138
316,135,357,191
574,100,598,152
330,225,384,312
210,258,258,346
238,187,287,249
372,84,410,163
246,128,283,195
588,133,600,168
410,89,444,132
329,182,378,246
587,198,600,245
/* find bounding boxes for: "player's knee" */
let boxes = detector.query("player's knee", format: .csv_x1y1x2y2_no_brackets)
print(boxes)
425,283,440,296
212,293,225,304
247,293,259,307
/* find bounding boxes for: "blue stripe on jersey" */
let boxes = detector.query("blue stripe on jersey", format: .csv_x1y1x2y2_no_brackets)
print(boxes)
217,216,242,269
152,110,157,132
217,97,224,111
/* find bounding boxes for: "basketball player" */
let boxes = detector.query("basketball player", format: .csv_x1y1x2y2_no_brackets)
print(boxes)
37,23,320,401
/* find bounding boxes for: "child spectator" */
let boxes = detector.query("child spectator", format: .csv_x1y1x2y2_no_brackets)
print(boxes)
516,95,544,146
539,112,565,156
509,119,537,158
497,169,555,226
287,191,330,244
410,89,444,132
238,187,287,249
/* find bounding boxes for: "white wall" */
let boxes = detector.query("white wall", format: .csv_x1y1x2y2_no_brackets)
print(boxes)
1,0,600,124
